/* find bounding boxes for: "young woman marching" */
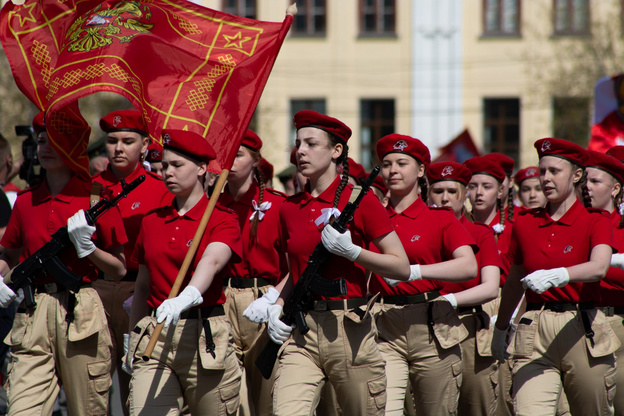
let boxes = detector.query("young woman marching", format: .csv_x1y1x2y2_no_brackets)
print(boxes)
267,111,410,415
483,153,517,224
369,135,478,416
0,112,128,415
492,138,619,416
427,161,502,416
514,166,547,210
586,149,624,415
219,129,287,415
127,130,243,415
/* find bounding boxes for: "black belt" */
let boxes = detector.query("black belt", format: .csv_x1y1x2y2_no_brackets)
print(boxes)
526,301,594,312
312,298,367,311
457,305,483,315
381,291,440,306
149,305,225,320
224,277,275,289
35,282,92,294
121,270,138,282
601,306,624,316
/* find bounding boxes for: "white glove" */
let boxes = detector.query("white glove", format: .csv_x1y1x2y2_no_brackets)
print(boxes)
267,304,294,344
243,287,279,323
0,280,16,308
121,333,132,375
611,253,624,269
383,264,421,287
123,295,133,316
156,285,203,328
491,325,511,362
442,293,457,309
521,268,569,294
67,209,96,258
321,225,362,262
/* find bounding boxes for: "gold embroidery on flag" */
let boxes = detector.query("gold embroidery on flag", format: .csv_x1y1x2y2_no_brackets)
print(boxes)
185,55,236,111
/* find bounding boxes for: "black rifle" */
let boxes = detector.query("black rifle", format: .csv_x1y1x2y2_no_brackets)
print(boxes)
15,125,44,187
4,175,146,308
255,166,380,379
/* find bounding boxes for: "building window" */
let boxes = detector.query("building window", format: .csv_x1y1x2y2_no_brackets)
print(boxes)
483,0,521,36
361,99,395,169
290,99,326,145
292,0,326,37
553,0,589,35
553,97,590,147
222,0,256,19
359,0,396,37
483,98,520,165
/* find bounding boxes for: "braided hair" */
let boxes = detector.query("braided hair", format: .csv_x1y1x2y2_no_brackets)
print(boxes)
247,148,264,243
576,166,592,209
506,179,514,222
419,175,428,204
332,139,349,210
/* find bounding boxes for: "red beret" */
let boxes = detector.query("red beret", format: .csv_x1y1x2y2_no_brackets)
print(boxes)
371,173,387,194
534,138,587,167
347,158,366,182
427,161,472,186
376,134,431,167
293,110,352,143
161,129,216,163
606,146,624,163
483,153,514,175
100,109,147,136
241,129,262,152
463,156,506,183
514,166,540,186
32,112,45,134
258,157,273,180
145,142,163,163
586,150,624,185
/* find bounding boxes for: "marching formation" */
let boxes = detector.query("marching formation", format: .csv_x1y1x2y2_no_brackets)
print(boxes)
0,108,623,416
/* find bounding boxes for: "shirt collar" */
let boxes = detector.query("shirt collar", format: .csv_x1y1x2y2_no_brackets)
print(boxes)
222,182,259,208
100,164,145,185
299,175,341,207
539,198,584,226
32,175,91,204
164,194,209,222
386,197,427,219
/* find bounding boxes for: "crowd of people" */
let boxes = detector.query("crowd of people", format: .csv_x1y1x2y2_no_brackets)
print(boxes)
0,107,621,416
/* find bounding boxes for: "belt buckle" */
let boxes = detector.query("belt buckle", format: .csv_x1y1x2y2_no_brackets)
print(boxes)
43,283,57,293
314,300,328,311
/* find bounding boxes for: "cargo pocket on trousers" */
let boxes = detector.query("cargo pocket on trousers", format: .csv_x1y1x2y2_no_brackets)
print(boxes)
5,309,30,348
367,374,386,413
68,289,107,342
343,310,379,367
431,301,469,349
605,366,617,411
87,361,111,416
448,359,462,412
585,309,621,358
511,315,538,358
198,317,230,370
129,316,155,365
219,378,241,416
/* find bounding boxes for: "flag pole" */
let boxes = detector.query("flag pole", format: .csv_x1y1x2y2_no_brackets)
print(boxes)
141,168,229,360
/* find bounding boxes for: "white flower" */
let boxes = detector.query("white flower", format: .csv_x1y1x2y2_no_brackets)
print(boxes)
314,207,341,227
249,200,272,221
492,223,505,234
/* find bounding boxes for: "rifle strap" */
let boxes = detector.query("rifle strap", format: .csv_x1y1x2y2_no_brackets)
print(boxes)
90,182,102,208
349,185,362,204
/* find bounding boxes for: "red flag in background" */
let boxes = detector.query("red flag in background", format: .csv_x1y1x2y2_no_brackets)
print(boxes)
1,0,293,173
432,129,481,163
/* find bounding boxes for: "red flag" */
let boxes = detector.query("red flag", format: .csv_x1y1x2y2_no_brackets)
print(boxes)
432,129,481,163
1,0,293,173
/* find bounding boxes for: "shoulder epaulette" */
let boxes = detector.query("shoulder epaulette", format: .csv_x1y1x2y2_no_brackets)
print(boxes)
265,187,287,198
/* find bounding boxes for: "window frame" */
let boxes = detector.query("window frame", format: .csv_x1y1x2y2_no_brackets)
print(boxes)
481,0,522,37
291,0,327,38
552,0,590,37
483,98,521,166
358,0,397,38
360,98,396,170
221,0,257,19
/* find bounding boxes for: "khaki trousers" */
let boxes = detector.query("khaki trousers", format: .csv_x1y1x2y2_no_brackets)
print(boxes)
374,299,465,416
5,288,112,416
457,310,498,416
93,278,134,415
128,314,242,416
606,313,624,416
273,304,386,416
511,308,618,416
224,284,274,416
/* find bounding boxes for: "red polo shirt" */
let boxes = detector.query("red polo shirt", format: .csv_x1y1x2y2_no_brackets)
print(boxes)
279,176,393,300
488,211,512,286
598,210,624,307
93,164,171,271
507,199,615,303
369,198,476,296
134,195,242,308
219,182,287,282
1,175,128,284
442,216,503,294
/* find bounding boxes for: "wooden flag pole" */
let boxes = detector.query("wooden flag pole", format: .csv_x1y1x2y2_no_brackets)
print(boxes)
141,168,229,360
